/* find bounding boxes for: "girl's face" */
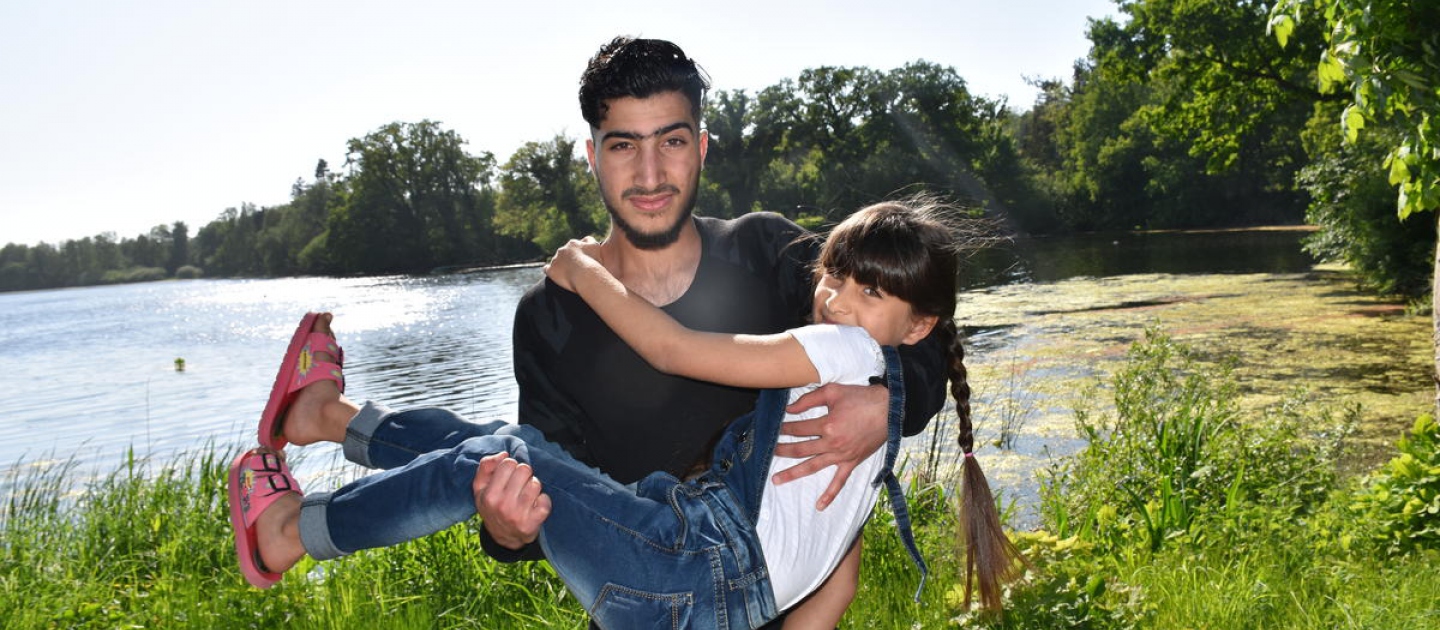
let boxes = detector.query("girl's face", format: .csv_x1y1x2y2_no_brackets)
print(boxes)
812,272,937,346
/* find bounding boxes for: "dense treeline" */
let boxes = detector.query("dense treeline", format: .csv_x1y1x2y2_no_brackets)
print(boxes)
4,0,1433,296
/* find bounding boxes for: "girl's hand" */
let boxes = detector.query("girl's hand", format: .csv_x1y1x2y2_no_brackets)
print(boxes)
544,236,603,292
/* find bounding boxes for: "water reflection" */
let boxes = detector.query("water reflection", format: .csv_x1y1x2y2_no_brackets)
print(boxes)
963,229,1315,289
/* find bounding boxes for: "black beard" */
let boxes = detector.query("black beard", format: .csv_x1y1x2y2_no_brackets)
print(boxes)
606,187,697,251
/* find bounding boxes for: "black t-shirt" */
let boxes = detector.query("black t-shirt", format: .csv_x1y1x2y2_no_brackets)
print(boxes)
511,213,819,483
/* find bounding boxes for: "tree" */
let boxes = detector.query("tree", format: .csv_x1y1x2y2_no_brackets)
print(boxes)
168,221,189,274
1271,0,1440,412
195,204,265,277
703,89,773,217
494,136,600,252
327,121,494,274
1272,0,1440,218
1062,0,1320,228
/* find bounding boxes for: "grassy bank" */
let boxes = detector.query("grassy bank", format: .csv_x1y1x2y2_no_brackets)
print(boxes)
3,333,1437,627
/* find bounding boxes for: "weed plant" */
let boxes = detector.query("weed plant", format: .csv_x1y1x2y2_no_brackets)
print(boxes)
992,353,1039,451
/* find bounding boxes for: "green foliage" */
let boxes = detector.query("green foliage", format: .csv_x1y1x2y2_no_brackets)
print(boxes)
1348,414,1440,555
327,121,501,274
1041,329,1240,551
1272,0,1440,218
702,89,773,218
494,136,603,252
1002,328,1440,628
1296,120,1436,297
966,531,1145,629
1013,0,1321,233
845,478,964,628
0,447,588,629
707,61,1027,226
101,266,167,284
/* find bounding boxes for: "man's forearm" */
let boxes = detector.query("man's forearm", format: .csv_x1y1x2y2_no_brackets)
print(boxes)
479,527,546,563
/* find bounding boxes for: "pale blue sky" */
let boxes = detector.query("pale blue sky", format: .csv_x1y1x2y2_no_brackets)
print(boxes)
0,0,1118,247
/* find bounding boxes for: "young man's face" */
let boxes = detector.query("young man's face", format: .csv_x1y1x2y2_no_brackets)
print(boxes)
586,91,708,250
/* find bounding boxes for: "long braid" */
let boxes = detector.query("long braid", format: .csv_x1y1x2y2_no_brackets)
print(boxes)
944,318,1027,611
945,319,973,454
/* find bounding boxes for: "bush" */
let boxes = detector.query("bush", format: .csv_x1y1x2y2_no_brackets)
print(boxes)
1297,129,1436,299
964,531,1146,629
1347,415,1440,556
175,265,204,279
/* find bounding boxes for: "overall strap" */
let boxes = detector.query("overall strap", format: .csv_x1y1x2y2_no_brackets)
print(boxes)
875,345,929,602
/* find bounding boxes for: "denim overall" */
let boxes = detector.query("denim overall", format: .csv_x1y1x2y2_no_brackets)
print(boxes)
300,346,926,630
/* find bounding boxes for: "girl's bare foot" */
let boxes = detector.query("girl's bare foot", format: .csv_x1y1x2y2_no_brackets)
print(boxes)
255,493,306,573
280,313,360,446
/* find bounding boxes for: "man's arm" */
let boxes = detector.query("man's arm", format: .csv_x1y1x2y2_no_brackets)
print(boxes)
511,283,593,461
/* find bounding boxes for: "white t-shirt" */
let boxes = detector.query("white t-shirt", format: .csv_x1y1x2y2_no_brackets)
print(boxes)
754,324,887,611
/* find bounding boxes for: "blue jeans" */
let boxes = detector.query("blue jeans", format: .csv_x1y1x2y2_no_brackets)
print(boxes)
297,347,924,629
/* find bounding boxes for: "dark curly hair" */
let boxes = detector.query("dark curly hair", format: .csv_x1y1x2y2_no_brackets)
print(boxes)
579,36,710,128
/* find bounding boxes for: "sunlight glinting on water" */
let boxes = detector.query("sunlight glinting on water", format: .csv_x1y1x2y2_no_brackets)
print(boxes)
0,269,538,490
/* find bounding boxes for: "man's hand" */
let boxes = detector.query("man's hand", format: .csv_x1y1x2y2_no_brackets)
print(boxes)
472,452,552,550
772,383,888,510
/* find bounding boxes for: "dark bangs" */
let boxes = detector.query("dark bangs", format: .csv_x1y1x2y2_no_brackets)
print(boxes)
818,203,957,318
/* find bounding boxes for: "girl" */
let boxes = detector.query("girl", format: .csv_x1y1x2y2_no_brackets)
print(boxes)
229,198,1022,628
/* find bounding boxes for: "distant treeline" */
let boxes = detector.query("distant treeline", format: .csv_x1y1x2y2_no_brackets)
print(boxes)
4,1,1432,296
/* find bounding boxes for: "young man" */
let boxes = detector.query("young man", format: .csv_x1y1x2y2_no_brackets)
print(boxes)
475,36,947,625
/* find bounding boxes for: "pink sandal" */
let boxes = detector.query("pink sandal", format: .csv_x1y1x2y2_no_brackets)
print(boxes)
227,447,301,589
258,312,345,450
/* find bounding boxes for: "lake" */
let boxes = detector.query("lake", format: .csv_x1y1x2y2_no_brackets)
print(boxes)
0,228,1321,499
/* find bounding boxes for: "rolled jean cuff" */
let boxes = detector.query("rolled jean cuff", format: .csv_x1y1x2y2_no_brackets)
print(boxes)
343,401,392,468
298,492,345,561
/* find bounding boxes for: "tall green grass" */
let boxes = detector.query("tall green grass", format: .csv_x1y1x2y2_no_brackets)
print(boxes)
0,447,586,629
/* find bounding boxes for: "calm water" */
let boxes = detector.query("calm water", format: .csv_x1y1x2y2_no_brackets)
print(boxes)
0,229,1314,489
0,269,536,485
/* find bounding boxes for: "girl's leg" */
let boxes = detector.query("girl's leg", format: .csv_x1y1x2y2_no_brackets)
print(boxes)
267,313,355,448
342,402,508,470
299,432,525,559
781,537,861,628
251,430,528,575
296,426,675,561
301,424,731,621
271,314,511,469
